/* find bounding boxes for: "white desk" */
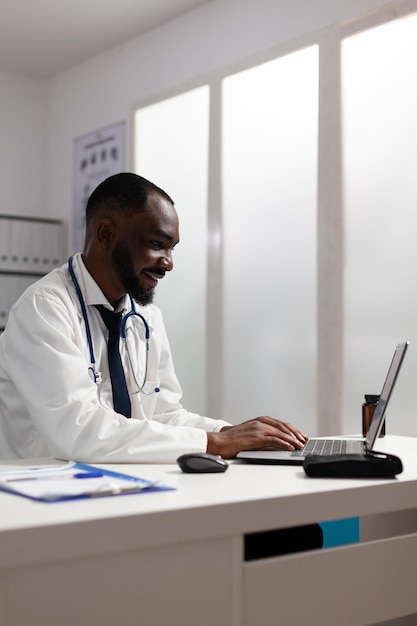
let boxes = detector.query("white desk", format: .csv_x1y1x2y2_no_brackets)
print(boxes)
1,436,417,626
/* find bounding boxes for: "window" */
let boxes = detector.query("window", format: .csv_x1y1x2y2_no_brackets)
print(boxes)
133,4,417,436
342,13,417,433
134,87,209,413
222,47,319,429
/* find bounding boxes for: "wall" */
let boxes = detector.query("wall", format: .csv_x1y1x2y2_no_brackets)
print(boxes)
2,0,410,429
42,0,395,424
45,0,392,225
0,71,47,217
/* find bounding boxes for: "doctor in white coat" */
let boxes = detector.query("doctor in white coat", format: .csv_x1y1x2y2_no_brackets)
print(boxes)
0,173,307,462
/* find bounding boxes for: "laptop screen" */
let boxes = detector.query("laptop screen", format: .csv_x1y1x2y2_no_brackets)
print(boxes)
366,341,409,450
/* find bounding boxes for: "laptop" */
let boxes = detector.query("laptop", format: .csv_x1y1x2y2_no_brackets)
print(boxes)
237,341,409,465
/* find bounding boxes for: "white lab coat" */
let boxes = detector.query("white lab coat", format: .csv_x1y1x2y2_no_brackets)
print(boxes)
0,253,229,462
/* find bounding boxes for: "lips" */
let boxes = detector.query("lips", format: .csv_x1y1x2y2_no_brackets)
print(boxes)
142,269,165,288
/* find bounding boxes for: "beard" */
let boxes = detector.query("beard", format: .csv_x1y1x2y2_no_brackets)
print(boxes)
111,241,154,306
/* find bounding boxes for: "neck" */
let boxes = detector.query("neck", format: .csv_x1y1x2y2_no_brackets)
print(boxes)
81,252,125,307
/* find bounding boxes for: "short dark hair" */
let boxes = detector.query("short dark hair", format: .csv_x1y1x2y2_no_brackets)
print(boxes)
85,172,174,224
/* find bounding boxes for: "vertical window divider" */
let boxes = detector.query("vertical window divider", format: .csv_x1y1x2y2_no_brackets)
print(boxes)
206,80,225,419
317,30,344,435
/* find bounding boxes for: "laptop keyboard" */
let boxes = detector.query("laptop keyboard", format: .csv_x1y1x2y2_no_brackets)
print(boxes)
291,438,350,457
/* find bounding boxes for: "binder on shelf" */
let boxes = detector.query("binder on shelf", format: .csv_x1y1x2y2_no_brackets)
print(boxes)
0,214,64,330
0,215,64,274
0,274,38,330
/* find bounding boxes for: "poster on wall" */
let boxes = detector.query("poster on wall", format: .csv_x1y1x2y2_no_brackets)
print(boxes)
73,121,125,254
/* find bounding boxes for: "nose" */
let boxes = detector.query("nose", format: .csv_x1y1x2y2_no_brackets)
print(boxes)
159,249,174,272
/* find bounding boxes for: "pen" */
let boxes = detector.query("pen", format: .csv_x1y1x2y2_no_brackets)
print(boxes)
85,481,161,497
5,471,104,482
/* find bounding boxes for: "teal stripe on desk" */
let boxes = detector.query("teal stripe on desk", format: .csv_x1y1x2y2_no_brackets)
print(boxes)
319,517,359,548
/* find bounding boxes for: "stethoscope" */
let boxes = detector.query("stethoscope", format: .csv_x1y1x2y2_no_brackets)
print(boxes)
68,256,160,395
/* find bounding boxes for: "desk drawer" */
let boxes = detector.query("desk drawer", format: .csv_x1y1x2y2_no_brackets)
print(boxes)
243,533,417,626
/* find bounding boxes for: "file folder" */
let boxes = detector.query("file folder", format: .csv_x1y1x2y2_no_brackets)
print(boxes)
0,461,173,502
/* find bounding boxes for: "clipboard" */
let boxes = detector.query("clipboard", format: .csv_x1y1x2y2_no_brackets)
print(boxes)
0,461,174,502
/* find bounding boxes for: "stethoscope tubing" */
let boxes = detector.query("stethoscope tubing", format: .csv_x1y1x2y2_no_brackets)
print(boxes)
67,256,158,394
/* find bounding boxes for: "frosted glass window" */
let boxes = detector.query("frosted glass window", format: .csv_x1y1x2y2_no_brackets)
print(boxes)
342,14,417,435
222,47,318,431
134,86,209,414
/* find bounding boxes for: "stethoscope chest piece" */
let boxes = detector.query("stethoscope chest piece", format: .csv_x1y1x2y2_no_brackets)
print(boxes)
89,366,102,385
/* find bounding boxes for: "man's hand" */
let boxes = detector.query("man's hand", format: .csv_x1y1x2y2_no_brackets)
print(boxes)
206,416,308,459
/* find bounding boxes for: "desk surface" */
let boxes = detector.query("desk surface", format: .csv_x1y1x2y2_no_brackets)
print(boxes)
2,436,417,626
1,435,417,571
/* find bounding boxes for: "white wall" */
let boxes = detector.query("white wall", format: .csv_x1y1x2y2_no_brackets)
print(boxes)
0,71,47,217
2,0,412,431
41,0,392,422
45,0,392,224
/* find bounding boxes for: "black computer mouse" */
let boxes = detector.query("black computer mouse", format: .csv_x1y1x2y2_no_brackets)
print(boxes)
176,452,229,473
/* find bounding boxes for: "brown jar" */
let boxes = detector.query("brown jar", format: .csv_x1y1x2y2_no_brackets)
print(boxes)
362,394,385,437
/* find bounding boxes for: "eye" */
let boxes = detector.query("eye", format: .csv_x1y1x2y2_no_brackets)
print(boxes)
151,241,176,251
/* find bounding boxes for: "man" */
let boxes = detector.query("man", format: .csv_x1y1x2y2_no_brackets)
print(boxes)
0,173,308,462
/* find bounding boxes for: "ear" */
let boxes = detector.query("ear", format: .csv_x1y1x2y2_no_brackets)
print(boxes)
97,217,115,249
